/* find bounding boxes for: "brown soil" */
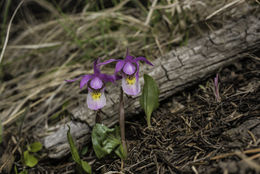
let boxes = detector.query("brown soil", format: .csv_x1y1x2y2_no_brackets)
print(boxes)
25,56,258,174
93,57,260,174
119,58,260,174
1,54,259,174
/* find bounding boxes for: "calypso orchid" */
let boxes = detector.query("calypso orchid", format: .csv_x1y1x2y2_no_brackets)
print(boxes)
99,49,153,159
100,49,153,96
66,58,114,110
116,49,153,95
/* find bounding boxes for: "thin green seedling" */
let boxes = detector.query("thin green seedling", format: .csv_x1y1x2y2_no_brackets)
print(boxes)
14,165,28,174
67,126,91,174
181,30,189,46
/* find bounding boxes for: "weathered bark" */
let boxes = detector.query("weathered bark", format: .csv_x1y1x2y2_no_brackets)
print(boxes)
44,8,260,158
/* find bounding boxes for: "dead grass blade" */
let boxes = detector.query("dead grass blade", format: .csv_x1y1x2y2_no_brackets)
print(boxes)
0,0,24,63
7,42,61,49
206,0,245,20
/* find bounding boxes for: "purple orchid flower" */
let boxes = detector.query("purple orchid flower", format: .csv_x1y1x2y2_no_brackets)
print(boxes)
66,58,114,110
100,49,153,96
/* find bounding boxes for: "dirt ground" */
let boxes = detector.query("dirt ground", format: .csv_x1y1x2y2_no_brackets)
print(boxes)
91,57,260,174
91,57,259,174
19,56,257,174
1,47,259,174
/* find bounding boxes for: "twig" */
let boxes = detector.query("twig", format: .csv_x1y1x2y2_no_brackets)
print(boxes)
154,34,163,56
125,157,152,170
248,153,260,160
247,130,257,145
235,151,260,172
191,166,199,174
104,171,124,174
210,148,260,160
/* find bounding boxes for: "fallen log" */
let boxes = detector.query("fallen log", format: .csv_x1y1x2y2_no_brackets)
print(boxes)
44,6,260,158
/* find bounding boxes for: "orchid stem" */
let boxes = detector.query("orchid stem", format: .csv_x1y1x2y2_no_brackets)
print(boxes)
95,110,101,124
119,87,127,158
121,159,124,171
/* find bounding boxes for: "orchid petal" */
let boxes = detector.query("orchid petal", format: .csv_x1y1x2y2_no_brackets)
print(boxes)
115,74,122,81
135,57,153,66
125,48,134,61
87,88,106,110
99,74,115,83
90,77,103,90
93,58,101,75
121,61,140,95
80,75,93,89
115,60,125,74
126,48,129,57
122,76,141,96
97,59,118,66
123,62,136,75
65,76,83,82
136,61,140,82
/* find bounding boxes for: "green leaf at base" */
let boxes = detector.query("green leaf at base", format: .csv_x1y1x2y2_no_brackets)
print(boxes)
81,160,92,174
140,74,159,127
115,144,127,160
67,126,81,164
67,126,91,174
24,151,38,167
29,142,42,153
92,124,125,159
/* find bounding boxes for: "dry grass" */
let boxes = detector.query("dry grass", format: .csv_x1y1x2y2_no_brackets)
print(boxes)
0,0,223,126
1,0,248,125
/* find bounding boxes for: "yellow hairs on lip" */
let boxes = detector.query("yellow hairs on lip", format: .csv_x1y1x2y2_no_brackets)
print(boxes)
91,91,101,100
126,76,136,85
